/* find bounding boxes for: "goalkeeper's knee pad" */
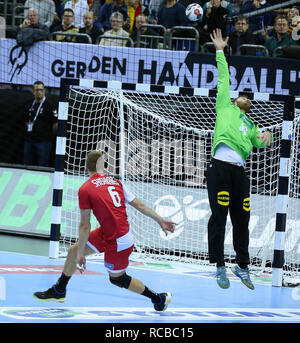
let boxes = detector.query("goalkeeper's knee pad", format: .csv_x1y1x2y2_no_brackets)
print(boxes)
109,273,132,289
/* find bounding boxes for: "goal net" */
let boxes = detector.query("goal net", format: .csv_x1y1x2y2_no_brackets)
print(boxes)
56,80,300,283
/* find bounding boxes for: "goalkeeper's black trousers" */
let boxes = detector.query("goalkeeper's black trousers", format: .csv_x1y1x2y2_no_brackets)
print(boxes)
206,158,250,267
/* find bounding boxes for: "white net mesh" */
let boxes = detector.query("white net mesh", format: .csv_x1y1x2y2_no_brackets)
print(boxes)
59,85,300,282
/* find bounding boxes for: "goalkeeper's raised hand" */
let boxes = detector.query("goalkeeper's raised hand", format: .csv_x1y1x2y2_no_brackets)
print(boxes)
210,29,229,51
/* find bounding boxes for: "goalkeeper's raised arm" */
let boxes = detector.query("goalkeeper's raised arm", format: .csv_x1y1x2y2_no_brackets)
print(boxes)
210,29,230,109
210,29,272,158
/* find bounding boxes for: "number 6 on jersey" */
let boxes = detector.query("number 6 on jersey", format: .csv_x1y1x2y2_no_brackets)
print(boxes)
108,186,122,207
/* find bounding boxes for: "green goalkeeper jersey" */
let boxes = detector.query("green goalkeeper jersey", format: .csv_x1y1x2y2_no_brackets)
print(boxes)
212,51,270,161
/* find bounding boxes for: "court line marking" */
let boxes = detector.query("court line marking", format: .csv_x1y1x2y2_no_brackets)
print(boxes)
1,307,300,322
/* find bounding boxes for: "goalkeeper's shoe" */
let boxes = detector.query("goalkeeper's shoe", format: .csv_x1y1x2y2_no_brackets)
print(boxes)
33,285,66,302
231,265,255,290
152,292,172,311
216,266,230,289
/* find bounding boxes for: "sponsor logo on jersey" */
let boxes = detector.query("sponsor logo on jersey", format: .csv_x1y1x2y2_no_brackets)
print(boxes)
91,177,119,188
239,114,254,129
239,122,248,136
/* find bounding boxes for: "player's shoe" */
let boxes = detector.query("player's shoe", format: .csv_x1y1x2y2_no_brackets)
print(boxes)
216,266,230,289
152,292,172,311
33,285,66,302
231,265,255,290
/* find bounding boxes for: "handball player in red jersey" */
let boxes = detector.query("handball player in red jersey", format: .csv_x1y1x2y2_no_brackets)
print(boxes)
34,151,176,311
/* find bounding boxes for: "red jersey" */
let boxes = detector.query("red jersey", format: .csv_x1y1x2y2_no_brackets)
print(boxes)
78,173,135,241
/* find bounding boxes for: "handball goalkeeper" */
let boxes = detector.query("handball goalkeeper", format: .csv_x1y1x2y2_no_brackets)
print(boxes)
206,29,272,290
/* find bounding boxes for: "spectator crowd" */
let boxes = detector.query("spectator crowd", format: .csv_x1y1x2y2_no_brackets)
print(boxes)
9,0,299,57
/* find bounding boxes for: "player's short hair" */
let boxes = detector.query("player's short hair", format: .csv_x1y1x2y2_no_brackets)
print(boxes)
233,95,248,103
86,151,104,172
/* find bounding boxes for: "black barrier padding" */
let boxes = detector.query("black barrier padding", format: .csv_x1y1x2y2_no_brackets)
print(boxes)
0,88,59,166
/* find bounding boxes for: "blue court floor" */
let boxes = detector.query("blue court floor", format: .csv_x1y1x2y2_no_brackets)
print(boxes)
0,250,300,323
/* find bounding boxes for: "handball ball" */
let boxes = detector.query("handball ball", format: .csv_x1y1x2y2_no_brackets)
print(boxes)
185,3,203,21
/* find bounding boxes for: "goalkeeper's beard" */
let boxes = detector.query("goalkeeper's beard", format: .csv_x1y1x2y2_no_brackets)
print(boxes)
235,100,251,113
239,103,251,113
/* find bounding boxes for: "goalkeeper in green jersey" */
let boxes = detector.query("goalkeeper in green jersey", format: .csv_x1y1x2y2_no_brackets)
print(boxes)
206,29,272,290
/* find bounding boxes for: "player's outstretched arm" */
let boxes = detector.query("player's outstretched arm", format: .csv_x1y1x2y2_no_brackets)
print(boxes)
210,29,232,108
77,209,92,271
129,198,177,236
210,28,229,51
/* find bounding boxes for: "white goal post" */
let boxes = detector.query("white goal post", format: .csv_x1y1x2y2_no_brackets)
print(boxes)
49,78,300,287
